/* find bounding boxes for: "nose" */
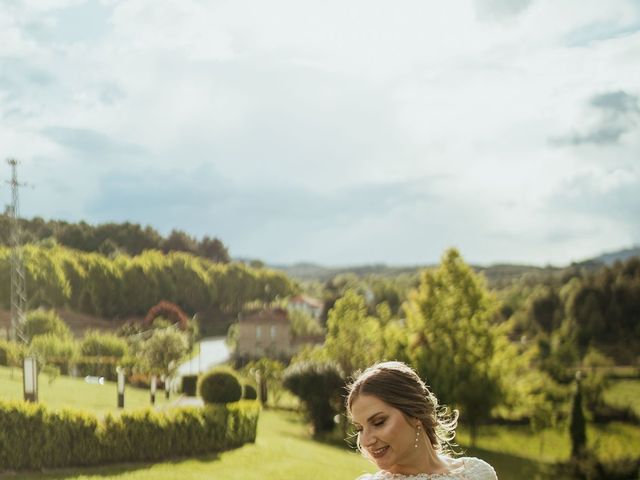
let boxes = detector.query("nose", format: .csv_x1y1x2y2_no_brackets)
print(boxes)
359,427,376,448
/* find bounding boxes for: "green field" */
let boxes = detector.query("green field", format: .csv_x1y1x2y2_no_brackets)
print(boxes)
0,365,172,415
604,379,640,417
1,367,639,480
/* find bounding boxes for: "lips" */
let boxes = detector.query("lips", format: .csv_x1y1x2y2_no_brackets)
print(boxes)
370,446,389,459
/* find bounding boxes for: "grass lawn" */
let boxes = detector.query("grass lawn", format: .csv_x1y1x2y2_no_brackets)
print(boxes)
456,421,640,479
604,379,640,417
0,365,171,415
2,366,639,480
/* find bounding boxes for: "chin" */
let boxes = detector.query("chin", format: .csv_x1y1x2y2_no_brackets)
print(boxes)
374,455,394,471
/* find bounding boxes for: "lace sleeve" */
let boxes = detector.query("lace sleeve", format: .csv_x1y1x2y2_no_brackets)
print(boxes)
463,457,498,480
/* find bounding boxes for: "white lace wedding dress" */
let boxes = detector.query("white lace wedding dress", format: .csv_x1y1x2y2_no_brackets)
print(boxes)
357,457,497,480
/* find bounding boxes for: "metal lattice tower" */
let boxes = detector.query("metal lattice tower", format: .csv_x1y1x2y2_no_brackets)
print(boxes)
7,159,27,343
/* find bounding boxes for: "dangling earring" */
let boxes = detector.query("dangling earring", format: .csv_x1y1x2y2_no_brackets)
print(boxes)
414,424,421,448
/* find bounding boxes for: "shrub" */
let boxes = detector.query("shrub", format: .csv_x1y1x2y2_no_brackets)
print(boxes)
0,339,24,367
0,399,259,471
80,331,128,357
23,309,71,342
181,375,198,396
78,331,129,380
198,367,242,404
243,384,258,400
28,334,78,374
282,361,344,434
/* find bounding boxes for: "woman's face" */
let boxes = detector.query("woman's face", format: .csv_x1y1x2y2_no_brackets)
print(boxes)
350,393,420,474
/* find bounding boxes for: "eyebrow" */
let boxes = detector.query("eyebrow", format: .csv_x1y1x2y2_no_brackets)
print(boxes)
354,411,385,427
367,411,385,423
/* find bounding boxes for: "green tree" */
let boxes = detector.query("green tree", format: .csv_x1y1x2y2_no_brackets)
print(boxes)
288,309,323,338
282,361,344,434
569,373,587,459
405,248,513,444
242,358,285,406
526,285,562,334
198,236,230,263
23,246,71,308
23,309,72,342
140,328,189,382
162,229,198,255
324,289,383,375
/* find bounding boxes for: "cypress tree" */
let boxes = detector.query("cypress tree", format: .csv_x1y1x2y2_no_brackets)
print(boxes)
569,371,587,459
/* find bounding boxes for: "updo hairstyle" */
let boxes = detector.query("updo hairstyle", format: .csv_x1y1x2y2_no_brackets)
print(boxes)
346,361,459,455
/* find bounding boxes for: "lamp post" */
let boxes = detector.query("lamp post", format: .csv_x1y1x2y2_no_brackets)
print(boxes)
117,366,125,409
150,375,157,405
23,356,38,402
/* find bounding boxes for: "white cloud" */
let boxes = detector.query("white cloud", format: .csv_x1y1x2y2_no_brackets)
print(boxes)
0,0,638,265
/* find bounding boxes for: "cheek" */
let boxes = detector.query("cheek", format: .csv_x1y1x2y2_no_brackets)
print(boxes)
380,419,404,442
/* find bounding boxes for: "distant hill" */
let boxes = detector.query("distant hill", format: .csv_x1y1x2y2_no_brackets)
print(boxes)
271,246,640,285
270,261,555,287
577,246,640,266
269,262,423,283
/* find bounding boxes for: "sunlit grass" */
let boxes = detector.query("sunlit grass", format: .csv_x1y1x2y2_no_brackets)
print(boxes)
1,365,638,480
0,365,171,415
457,421,640,464
604,379,640,417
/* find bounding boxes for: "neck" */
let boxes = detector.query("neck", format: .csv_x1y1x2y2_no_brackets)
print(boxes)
388,442,450,476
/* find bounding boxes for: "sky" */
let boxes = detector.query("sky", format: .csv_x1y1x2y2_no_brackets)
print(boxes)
0,0,639,267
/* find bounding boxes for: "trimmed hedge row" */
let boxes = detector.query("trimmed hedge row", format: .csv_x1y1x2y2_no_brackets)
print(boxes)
0,399,260,471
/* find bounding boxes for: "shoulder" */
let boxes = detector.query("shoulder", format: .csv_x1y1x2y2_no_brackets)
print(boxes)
461,457,498,479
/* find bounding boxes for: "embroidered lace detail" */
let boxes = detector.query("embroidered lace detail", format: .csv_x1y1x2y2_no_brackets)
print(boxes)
356,457,497,480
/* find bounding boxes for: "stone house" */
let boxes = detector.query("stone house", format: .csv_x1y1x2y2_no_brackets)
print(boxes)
236,308,292,361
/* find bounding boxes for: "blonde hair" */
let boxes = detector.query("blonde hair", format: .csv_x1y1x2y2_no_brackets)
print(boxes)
346,361,459,455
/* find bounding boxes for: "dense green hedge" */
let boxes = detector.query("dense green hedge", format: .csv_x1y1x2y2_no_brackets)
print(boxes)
0,399,260,471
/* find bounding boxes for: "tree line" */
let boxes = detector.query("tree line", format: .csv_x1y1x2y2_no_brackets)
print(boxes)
0,244,295,326
284,250,640,444
0,215,230,263
501,257,640,366
316,255,640,363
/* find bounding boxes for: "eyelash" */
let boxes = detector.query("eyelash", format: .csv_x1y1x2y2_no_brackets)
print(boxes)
355,419,386,433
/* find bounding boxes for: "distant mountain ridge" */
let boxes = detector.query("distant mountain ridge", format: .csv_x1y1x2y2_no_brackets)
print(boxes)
270,246,640,283
581,246,640,266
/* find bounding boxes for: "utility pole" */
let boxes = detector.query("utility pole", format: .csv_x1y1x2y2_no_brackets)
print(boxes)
7,159,27,343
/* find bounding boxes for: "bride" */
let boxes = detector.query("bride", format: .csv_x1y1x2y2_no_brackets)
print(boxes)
347,361,498,480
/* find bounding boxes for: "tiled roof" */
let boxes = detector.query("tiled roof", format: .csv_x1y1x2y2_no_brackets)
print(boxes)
239,307,289,324
288,294,324,309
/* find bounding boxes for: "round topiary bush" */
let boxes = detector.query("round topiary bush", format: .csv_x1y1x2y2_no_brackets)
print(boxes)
198,367,242,404
243,384,258,400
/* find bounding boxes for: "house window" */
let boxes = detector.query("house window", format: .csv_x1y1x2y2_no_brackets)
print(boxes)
256,326,262,340
270,325,277,339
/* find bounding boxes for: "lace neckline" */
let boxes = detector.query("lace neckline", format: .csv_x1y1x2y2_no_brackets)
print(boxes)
370,457,467,479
